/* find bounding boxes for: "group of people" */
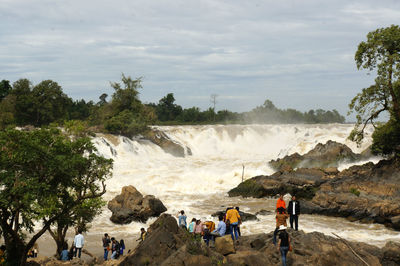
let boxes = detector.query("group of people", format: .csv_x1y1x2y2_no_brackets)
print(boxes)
176,207,242,247
101,233,126,261
274,194,301,266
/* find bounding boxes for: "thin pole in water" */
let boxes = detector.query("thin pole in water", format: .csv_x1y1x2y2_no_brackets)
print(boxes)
242,165,245,183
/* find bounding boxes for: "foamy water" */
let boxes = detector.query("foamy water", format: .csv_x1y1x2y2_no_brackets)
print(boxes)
35,124,399,258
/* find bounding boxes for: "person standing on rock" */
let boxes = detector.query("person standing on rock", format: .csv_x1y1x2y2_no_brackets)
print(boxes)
188,218,196,234
194,219,204,240
276,194,286,212
226,207,241,243
73,229,84,259
102,233,111,260
288,195,300,231
277,225,290,266
177,210,187,229
273,207,289,245
110,237,120,260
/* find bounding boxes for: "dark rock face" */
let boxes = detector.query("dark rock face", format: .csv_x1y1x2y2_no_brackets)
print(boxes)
108,186,167,224
269,140,360,171
306,159,400,228
145,129,191,157
118,214,398,266
230,155,400,230
228,168,329,200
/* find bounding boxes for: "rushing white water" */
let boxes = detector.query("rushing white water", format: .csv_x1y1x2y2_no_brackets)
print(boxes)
35,124,399,258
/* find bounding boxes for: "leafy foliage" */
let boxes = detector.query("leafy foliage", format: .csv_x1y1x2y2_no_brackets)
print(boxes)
0,127,113,264
349,25,400,155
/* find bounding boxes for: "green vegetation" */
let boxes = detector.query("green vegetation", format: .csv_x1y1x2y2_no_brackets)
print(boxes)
0,73,345,133
228,179,267,198
0,127,113,265
350,188,361,197
349,25,400,156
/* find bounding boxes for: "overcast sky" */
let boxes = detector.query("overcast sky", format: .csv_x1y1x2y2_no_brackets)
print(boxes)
1,0,400,119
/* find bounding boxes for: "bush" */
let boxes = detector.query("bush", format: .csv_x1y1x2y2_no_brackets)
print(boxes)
350,187,360,197
371,119,400,157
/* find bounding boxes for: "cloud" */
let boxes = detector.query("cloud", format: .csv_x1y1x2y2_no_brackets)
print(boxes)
0,0,399,119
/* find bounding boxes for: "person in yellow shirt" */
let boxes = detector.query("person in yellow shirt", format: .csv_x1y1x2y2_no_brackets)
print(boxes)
0,245,6,265
225,207,241,242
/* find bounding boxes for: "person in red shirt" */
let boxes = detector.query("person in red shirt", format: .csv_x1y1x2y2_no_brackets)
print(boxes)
276,194,286,211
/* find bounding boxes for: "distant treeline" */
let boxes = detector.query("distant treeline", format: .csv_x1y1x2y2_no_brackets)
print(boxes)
0,76,345,136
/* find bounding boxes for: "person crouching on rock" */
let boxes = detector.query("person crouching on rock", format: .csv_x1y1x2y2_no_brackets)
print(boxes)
277,225,290,266
273,207,289,245
210,215,226,243
136,228,147,243
110,237,121,260
288,195,300,231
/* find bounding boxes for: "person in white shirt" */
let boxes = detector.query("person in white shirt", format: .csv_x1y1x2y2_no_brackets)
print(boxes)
288,195,300,231
73,229,84,258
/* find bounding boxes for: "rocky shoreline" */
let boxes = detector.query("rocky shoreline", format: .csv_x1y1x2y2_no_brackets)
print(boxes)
229,141,400,230
28,214,400,265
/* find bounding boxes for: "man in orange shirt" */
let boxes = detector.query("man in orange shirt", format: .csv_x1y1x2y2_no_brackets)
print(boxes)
276,194,286,211
226,207,241,242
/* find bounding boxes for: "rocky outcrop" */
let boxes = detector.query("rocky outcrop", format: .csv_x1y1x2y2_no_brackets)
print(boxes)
306,159,400,229
230,157,400,230
269,140,360,171
145,129,191,157
228,167,331,200
118,215,398,266
119,214,224,266
108,186,167,224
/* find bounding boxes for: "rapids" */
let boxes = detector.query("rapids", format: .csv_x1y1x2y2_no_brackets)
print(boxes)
36,124,400,258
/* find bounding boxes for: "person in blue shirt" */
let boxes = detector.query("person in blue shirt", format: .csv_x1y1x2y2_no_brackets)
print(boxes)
177,210,187,229
210,215,226,242
60,243,69,261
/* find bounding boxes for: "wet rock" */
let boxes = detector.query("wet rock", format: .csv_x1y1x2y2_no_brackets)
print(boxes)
108,185,167,224
381,241,400,266
145,129,191,157
215,235,235,255
229,168,327,200
211,210,257,222
269,140,360,171
255,209,272,216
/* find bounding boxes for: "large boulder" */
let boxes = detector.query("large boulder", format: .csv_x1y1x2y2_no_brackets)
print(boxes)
108,186,167,224
120,214,224,266
269,140,360,171
211,210,257,222
145,129,191,157
229,168,328,199
215,235,235,255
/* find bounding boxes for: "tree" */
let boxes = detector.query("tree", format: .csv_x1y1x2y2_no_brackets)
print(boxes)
0,127,113,265
156,93,182,121
0,80,11,101
349,25,400,151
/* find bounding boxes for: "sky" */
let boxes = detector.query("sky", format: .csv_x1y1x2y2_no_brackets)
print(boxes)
1,0,400,120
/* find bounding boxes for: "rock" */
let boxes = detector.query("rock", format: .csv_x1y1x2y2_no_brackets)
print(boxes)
255,209,272,216
211,210,257,222
215,235,235,255
381,241,400,265
269,140,360,171
108,185,167,224
145,129,191,157
391,215,400,230
229,168,327,200
120,214,223,266
226,250,272,265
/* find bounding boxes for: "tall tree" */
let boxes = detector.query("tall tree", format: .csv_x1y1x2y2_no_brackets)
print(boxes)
0,80,11,101
0,127,113,265
349,25,400,147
